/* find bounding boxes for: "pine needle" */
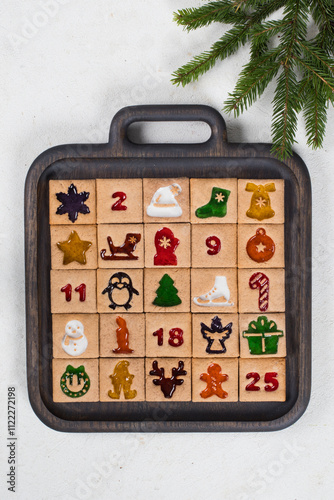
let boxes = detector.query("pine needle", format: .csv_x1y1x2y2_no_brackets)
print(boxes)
172,0,334,159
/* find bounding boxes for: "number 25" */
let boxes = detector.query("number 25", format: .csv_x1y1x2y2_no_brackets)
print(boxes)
246,372,278,392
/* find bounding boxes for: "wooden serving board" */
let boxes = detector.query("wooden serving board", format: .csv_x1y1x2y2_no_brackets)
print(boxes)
25,105,311,432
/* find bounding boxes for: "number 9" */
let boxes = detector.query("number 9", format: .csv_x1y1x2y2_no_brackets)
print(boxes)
206,236,221,255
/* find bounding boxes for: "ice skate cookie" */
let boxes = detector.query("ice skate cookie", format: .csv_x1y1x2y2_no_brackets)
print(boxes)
191,268,238,313
193,275,234,307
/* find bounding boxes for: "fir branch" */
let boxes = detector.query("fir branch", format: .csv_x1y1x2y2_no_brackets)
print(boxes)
172,0,334,159
311,0,334,55
250,20,289,58
294,55,334,95
296,40,334,75
303,80,328,148
172,0,285,86
310,0,334,34
224,48,282,115
171,26,250,86
173,1,247,31
271,66,299,158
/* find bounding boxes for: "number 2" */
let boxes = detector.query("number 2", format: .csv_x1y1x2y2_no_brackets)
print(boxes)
111,191,127,211
245,372,261,391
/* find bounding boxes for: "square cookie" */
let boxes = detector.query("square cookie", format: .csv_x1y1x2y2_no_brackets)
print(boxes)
145,357,191,402
191,268,238,314
99,358,145,402
238,224,284,268
143,178,190,223
239,313,286,358
239,358,286,402
96,178,143,223
97,269,143,313
192,313,239,358
238,179,284,224
144,268,190,313
51,225,97,270
238,268,285,313
191,223,237,268
52,313,99,359
49,179,96,225
52,358,99,402
145,313,192,358
190,178,237,224
192,358,238,402
100,313,145,357
144,223,191,268
50,270,97,313
98,224,144,268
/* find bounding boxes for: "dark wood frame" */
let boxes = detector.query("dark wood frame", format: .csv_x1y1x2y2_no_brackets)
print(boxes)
25,105,311,432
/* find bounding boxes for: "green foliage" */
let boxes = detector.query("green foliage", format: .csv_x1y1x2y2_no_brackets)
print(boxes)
172,0,334,159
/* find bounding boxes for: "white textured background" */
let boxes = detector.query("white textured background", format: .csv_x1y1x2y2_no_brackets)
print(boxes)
1,1,334,499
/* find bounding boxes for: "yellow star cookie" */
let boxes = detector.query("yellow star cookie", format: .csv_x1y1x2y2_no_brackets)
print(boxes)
57,230,92,265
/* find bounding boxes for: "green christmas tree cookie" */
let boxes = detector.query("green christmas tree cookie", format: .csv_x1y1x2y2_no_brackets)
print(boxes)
153,274,182,307
195,187,230,219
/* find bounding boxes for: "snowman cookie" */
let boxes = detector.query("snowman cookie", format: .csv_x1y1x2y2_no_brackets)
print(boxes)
61,319,88,356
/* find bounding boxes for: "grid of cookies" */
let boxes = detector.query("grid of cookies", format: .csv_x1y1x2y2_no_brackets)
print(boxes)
50,177,286,403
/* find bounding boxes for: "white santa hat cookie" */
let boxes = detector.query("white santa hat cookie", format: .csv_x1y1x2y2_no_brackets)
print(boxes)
147,183,182,218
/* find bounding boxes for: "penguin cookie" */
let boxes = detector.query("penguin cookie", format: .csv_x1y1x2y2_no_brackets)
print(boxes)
102,272,139,310
61,319,88,356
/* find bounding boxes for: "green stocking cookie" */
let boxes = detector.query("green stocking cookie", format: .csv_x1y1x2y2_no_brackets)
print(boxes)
195,187,230,219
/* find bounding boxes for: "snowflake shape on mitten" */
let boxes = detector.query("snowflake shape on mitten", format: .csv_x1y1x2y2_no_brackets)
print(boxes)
56,183,90,223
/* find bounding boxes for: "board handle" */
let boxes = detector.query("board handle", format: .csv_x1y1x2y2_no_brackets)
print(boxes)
108,105,228,157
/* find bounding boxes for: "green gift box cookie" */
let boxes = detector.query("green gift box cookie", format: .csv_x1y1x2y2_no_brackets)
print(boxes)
242,316,283,355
